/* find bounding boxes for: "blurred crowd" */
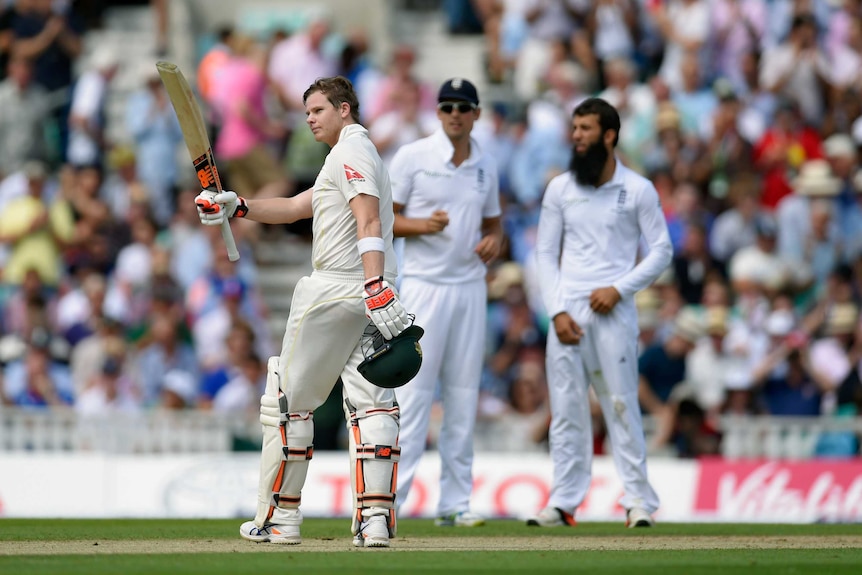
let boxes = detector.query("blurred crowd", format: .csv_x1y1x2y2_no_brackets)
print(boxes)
1,0,862,458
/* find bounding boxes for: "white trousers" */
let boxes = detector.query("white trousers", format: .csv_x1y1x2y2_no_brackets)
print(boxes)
395,277,486,516
278,270,397,413
545,297,659,515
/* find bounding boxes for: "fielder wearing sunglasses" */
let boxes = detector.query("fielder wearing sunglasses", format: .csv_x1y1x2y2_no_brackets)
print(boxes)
437,101,478,114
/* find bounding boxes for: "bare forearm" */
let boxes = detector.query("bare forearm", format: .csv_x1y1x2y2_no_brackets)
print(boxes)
244,189,312,224
393,213,433,237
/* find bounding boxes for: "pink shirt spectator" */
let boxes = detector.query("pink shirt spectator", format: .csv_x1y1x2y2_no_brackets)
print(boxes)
267,23,337,112
213,58,269,159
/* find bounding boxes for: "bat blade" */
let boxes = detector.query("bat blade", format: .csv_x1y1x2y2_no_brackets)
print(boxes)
156,60,239,262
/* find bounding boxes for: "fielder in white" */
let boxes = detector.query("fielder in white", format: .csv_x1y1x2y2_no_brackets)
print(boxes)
389,78,503,526
196,77,410,548
530,98,673,528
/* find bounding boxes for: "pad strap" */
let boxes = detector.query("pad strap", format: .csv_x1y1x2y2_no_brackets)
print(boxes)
273,493,301,509
355,444,401,462
347,404,401,424
283,445,314,461
355,492,396,509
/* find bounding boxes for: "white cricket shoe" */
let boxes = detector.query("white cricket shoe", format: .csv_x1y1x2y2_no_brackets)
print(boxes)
353,515,390,548
625,507,655,528
434,511,486,527
239,520,301,544
526,506,576,527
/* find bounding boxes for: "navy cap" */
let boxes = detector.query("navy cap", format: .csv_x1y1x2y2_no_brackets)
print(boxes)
438,78,479,106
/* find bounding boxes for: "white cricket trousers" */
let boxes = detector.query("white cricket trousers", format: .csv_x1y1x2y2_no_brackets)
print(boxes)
278,270,397,412
395,277,487,516
545,297,659,515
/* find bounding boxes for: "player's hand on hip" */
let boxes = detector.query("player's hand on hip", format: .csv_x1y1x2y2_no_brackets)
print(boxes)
426,210,449,233
363,277,409,340
589,286,621,315
553,312,583,345
195,190,245,226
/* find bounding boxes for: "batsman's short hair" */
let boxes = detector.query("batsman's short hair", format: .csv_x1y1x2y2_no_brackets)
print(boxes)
303,76,361,123
573,97,621,147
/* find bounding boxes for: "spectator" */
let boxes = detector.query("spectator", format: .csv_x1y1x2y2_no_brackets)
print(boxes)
196,25,234,109
475,350,550,453
709,173,763,265
751,98,823,210
369,78,437,168
267,18,337,117
11,0,84,160
210,350,265,414
364,44,435,123
776,159,841,265
198,318,257,409
66,46,118,169
131,312,198,407
709,0,767,94
672,221,726,305
0,51,49,177
639,307,702,450
212,34,289,204
759,12,833,127
2,328,73,406
69,314,125,396
125,62,184,227
0,160,74,288
649,0,710,93
159,368,198,410
75,354,140,416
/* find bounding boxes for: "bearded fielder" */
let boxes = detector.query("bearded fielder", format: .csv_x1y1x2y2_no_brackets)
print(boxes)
529,98,673,528
196,76,409,548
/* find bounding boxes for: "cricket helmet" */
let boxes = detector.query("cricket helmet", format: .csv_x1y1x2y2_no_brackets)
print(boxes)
358,319,424,389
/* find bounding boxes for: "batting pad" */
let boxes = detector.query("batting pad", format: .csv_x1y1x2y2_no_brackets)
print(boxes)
254,357,314,528
346,399,400,536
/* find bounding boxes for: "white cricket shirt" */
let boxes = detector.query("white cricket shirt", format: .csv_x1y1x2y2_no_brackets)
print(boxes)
311,124,398,278
389,129,501,283
535,160,673,318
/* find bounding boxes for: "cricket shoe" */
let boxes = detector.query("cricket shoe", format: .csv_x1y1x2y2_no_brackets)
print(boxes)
239,520,301,544
434,511,486,527
353,515,390,548
626,507,655,528
526,506,576,527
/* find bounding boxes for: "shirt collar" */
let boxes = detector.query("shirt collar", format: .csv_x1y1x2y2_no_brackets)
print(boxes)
431,129,482,167
596,157,625,190
338,123,367,143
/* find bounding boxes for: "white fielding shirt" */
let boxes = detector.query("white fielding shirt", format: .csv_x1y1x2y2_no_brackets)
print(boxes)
389,129,501,283
311,124,398,278
536,161,673,318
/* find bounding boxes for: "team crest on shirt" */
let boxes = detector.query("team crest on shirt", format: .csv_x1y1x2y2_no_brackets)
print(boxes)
344,164,365,183
614,188,628,213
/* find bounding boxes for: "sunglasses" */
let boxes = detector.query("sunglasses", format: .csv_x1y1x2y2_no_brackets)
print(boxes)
437,101,477,114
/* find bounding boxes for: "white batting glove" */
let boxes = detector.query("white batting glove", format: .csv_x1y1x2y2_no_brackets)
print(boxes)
363,277,409,340
195,191,247,226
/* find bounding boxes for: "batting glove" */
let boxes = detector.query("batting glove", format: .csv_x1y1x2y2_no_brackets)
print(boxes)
363,277,409,340
195,191,247,226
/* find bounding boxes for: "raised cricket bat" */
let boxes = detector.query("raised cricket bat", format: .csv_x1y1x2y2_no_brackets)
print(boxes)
156,60,240,261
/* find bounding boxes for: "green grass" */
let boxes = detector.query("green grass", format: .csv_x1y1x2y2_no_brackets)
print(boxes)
1,519,861,574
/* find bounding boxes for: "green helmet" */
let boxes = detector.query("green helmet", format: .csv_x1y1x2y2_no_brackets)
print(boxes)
358,322,424,389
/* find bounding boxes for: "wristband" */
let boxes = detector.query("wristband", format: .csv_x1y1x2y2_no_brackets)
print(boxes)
234,196,249,218
357,236,385,255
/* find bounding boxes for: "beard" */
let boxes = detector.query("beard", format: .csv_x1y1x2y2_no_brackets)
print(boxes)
569,138,609,187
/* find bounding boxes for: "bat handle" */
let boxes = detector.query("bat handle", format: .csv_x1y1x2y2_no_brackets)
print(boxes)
221,219,240,261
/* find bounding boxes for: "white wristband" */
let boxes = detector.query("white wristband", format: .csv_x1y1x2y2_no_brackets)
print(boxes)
357,236,385,255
